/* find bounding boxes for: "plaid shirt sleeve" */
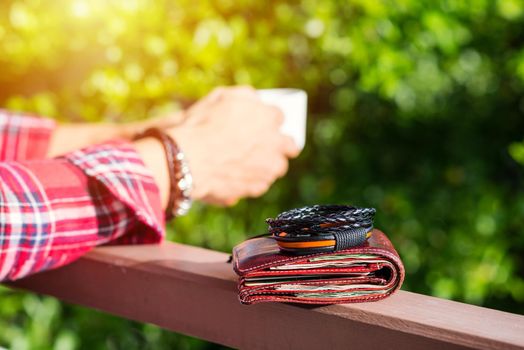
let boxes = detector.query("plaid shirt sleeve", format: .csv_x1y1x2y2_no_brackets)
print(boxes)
0,112,164,282
0,109,56,161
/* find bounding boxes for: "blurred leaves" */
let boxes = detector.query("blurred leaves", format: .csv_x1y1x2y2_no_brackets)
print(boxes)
1,0,524,348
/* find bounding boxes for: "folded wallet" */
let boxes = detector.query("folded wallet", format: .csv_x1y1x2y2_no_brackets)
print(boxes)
232,229,405,305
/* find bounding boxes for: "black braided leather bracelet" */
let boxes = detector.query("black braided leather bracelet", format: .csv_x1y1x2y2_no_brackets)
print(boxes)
267,205,376,254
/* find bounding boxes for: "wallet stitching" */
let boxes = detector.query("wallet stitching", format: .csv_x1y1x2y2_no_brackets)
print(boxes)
240,274,399,294
242,289,395,304
239,248,401,273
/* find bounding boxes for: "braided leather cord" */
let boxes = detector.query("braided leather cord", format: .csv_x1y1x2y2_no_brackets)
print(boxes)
267,205,376,251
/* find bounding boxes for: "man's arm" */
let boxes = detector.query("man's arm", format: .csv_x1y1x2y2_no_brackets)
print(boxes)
0,85,301,281
0,141,164,281
0,110,55,161
46,111,185,158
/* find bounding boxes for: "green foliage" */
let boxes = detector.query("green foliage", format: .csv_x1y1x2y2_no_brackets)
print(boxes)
2,0,524,348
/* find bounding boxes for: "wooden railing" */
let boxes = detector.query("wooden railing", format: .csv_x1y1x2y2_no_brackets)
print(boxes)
8,242,524,350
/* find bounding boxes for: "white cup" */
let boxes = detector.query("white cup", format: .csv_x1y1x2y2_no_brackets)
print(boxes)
257,88,308,150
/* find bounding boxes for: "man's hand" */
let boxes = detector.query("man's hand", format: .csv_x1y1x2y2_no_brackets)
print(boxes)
167,86,300,206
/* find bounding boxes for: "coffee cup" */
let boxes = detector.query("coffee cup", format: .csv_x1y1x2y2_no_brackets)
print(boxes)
257,88,308,150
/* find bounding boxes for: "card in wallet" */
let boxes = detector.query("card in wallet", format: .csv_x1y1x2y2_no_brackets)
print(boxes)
232,229,405,305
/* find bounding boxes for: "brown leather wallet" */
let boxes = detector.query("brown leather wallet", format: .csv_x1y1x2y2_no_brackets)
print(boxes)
232,229,405,305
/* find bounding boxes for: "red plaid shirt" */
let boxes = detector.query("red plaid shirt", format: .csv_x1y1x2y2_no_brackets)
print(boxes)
0,110,164,281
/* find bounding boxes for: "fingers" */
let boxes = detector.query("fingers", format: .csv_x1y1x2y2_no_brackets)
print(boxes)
207,85,257,103
204,87,227,104
246,181,271,198
188,88,225,115
280,135,300,158
150,111,186,129
228,85,257,97
264,105,285,126
199,157,288,205
272,154,289,178
201,194,239,207
260,106,298,157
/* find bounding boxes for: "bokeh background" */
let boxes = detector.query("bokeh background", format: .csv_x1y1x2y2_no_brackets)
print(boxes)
1,0,524,348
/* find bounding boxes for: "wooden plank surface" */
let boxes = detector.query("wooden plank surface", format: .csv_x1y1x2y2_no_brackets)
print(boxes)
8,242,524,350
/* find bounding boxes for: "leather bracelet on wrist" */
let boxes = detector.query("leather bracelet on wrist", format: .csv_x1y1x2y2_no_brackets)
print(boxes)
133,127,192,220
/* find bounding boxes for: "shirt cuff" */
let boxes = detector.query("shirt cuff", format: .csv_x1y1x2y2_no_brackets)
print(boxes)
64,140,165,244
0,109,56,161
